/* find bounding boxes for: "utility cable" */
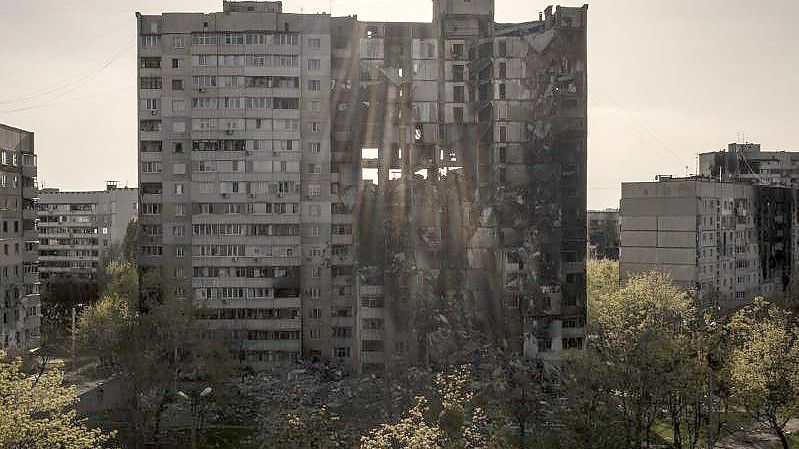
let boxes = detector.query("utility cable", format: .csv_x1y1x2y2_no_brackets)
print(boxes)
0,37,135,104
0,17,131,80
0,85,133,115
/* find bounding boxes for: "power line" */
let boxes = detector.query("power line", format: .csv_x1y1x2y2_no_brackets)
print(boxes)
0,38,135,105
0,17,132,80
592,88,688,163
0,86,134,115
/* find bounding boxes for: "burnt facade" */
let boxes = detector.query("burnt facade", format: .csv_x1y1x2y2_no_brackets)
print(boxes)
137,0,587,372
349,2,588,370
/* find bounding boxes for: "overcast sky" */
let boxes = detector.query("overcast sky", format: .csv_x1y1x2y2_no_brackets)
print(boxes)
0,0,797,209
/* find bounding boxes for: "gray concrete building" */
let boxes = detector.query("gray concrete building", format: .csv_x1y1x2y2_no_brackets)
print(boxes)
620,176,798,311
700,142,799,188
587,209,619,260
37,183,138,284
137,0,587,371
0,124,41,351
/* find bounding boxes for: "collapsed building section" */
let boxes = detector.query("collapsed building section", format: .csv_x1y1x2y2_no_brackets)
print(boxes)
136,0,586,373
350,2,588,371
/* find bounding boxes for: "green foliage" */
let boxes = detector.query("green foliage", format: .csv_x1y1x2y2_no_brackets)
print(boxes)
726,299,799,449
75,293,134,367
267,403,346,448
360,365,511,449
0,351,116,448
565,271,720,449
99,261,139,308
76,261,236,446
586,259,619,325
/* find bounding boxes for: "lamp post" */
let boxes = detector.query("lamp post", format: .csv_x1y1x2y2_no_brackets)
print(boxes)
177,386,212,449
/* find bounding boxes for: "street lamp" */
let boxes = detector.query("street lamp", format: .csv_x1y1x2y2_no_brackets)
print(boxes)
177,387,213,449
28,346,50,388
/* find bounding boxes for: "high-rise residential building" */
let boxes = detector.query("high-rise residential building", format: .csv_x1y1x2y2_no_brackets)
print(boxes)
620,176,798,311
137,0,587,372
699,142,799,188
37,183,138,288
587,209,619,260
0,124,41,351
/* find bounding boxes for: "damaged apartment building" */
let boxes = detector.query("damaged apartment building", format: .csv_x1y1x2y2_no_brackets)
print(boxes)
137,0,587,372
0,123,41,351
621,173,799,311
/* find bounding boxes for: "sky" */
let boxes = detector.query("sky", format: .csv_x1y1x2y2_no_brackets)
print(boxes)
0,0,798,209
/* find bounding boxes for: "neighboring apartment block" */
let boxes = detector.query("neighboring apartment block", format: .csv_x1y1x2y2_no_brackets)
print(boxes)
137,0,587,371
0,124,41,351
620,177,797,311
587,209,619,260
700,142,799,188
37,183,138,285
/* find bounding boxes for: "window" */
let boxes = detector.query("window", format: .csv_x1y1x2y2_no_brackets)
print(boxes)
308,38,321,49
498,40,507,57
452,43,464,58
141,57,161,68
309,205,321,216
141,161,163,173
453,85,464,102
172,122,186,133
311,266,321,278
499,83,506,100
173,36,185,48
311,122,321,133
172,99,186,111
308,184,321,197
143,98,159,110
172,79,184,90
499,62,507,78
333,347,351,358
140,77,162,89
308,80,321,91
141,35,160,47
308,142,321,153
453,107,464,123
174,183,184,195
308,59,321,71
172,163,186,175
172,58,182,69
452,65,464,81
310,101,320,112
310,308,321,318
176,247,185,258
175,204,186,216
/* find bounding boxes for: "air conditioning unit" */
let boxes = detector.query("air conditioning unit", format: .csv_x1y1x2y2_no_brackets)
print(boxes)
249,193,256,198
221,193,229,198
231,257,238,262
199,88,205,93
225,130,234,135
150,110,159,115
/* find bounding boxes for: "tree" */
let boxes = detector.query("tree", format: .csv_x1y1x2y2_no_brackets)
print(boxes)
360,365,510,449
586,259,619,312
76,262,236,447
726,299,799,449
0,350,117,448
98,260,139,308
567,271,718,449
75,293,134,367
258,400,348,449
